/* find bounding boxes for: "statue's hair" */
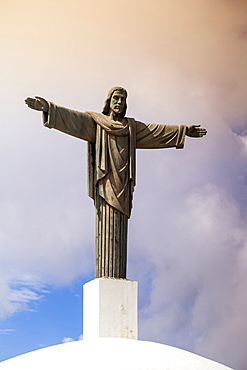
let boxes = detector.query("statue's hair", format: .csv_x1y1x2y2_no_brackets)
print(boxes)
102,86,128,118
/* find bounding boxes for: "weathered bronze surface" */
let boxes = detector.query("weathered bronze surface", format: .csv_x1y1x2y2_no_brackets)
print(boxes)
25,87,207,279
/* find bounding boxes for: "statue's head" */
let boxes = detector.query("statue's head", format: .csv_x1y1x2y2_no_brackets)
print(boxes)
102,87,128,118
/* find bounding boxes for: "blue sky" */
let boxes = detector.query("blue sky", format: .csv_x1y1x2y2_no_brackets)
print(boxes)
1,1,247,369
0,278,86,359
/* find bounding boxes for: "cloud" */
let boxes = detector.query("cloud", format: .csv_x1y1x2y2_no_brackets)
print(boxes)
0,276,49,319
0,125,94,318
130,127,247,368
62,337,74,343
0,329,14,335
62,334,82,343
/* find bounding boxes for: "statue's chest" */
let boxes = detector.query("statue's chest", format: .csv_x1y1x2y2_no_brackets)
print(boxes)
108,134,129,166
117,135,129,154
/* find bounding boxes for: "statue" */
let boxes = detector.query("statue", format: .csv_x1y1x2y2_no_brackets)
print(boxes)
25,87,207,279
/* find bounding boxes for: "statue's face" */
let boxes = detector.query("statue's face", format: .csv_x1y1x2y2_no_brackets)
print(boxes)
109,90,126,116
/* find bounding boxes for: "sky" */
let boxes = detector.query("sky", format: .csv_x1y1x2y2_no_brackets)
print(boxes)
1,0,247,369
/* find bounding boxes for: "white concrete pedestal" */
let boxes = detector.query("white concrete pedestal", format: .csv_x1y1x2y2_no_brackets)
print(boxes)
83,278,138,340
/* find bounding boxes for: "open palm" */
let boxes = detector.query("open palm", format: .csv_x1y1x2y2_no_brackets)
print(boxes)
25,96,48,112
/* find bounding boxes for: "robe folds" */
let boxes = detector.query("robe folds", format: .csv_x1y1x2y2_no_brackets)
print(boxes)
43,102,186,278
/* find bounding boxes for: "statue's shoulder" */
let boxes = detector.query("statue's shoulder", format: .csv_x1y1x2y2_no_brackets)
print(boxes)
85,111,105,124
85,111,102,119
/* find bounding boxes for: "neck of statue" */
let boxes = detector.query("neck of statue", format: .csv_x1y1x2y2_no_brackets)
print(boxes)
108,111,121,122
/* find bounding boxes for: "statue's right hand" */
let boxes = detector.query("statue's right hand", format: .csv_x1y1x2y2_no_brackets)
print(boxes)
24,96,48,112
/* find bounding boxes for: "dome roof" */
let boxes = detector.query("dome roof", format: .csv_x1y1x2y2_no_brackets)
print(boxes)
0,338,232,370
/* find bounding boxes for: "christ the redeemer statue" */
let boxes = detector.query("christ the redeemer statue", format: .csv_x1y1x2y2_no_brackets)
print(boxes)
25,87,207,279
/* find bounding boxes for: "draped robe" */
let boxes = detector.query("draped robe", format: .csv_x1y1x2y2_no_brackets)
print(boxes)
43,102,187,278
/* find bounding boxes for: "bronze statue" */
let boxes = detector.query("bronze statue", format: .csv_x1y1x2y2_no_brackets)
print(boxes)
25,87,207,279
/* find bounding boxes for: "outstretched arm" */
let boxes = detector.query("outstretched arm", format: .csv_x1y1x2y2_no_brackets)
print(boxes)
25,96,49,112
135,120,206,149
186,125,207,138
25,96,96,143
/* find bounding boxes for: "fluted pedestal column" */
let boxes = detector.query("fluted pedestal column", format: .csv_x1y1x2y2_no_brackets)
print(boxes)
95,196,128,278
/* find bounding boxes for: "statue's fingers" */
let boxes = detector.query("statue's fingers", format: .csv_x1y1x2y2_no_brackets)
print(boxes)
26,97,36,104
25,99,35,108
196,128,206,133
30,100,36,107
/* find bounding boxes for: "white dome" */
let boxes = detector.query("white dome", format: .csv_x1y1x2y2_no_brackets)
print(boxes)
0,338,232,370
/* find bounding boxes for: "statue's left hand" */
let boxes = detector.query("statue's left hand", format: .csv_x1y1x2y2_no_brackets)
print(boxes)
186,125,207,138
24,96,48,112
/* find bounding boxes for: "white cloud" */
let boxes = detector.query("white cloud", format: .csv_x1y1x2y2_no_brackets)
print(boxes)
0,329,14,335
61,334,83,343
62,337,74,343
131,127,247,368
0,276,49,319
